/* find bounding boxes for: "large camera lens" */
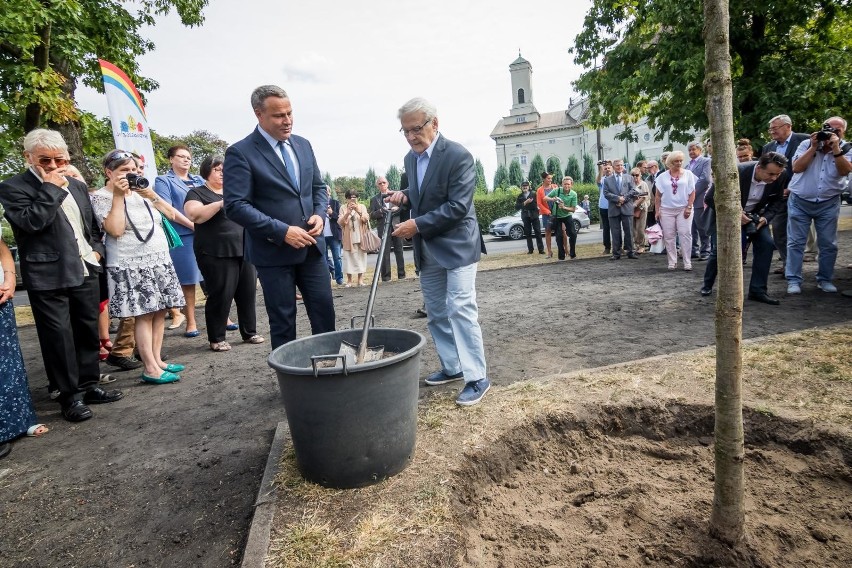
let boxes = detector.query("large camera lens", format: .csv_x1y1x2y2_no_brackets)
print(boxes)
126,173,150,190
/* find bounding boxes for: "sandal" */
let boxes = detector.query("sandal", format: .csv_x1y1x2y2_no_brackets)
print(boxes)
243,335,265,344
210,341,232,352
27,424,49,437
99,373,116,384
167,312,186,330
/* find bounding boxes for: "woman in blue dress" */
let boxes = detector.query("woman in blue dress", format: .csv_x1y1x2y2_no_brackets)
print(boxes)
0,239,48,460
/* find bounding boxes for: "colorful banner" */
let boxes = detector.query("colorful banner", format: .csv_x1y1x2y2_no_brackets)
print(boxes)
98,59,158,177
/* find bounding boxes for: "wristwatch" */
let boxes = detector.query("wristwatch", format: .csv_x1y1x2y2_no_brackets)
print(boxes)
833,151,845,158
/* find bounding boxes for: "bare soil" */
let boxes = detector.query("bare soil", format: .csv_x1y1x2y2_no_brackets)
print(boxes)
2,232,852,567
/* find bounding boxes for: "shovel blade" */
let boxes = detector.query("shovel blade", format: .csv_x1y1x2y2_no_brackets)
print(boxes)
340,340,385,363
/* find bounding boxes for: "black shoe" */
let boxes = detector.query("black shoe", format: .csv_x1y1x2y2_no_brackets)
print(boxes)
62,400,93,422
747,292,780,305
699,253,710,261
105,354,143,370
527,251,534,254
604,248,611,255
83,387,124,404
398,273,406,279
538,250,545,254
415,308,427,318
700,287,712,296
627,253,639,259
610,255,621,260
0,442,10,460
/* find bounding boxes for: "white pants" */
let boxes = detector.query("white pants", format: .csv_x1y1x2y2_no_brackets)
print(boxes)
659,207,694,269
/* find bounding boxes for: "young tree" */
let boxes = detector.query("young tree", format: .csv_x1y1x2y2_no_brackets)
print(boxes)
633,149,646,167
474,158,488,192
546,156,562,181
527,154,546,187
363,167,378,200
566,156,581,180
582,153,596,184
508,159,525,188
154,129,229,173
571,0,852,144
704,0,746,547
493,163,509,190
323,172,333,189
0,1,209,180
385,164,401,190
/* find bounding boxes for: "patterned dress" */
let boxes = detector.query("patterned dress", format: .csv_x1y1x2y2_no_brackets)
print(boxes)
90,188,185,318
0,300,38,443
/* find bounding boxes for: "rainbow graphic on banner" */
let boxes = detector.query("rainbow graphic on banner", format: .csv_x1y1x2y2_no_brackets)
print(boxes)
99,59,146,119
98,59,158,176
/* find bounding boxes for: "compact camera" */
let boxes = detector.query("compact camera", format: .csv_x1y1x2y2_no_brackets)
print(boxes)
126,173,150,190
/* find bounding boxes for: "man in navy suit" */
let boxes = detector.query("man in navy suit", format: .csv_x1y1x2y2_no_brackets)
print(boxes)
223,85,335,349
386,97,490,406
760,114,809,271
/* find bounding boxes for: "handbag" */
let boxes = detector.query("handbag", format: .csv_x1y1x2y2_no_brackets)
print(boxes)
360,224,381,253
160,214,183,249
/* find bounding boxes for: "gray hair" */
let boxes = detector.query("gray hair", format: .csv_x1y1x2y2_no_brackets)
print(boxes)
251,85,288,112
827,116,847,130
769,114,792,127
646,160,659,168
23,129,67,153
397,97,437,121
687,141,702,150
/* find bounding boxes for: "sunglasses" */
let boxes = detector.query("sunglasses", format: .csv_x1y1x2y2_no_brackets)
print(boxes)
35,156,69,167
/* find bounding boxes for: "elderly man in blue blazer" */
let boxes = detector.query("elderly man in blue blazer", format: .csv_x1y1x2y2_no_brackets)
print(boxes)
386,98,490,406
223,85,335,349
686,141,713,259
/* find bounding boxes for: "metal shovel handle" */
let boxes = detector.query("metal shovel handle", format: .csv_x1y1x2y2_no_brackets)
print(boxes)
356,206,396,363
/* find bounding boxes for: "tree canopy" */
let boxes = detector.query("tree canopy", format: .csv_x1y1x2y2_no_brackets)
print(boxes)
384,164,401,190
582,154,595,183
508,159,524,187
0,0,208,177
363,167,377,200
571,0,852,145
474,158,488,192
545,156,562,182
565,156,581,181
527,154,546,187
493,163,508,190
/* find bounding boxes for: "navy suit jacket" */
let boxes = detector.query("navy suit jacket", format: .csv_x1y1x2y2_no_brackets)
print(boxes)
223,128,327,267
0,170,104,291
402,134,484,270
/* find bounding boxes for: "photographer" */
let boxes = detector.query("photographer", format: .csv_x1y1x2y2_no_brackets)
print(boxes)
90,150,187,385
545,176,579,260
700,153,788,304
515,181,544,254
785,116,852,295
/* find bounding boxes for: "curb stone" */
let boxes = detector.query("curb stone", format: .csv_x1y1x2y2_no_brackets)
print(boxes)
241,421,289,568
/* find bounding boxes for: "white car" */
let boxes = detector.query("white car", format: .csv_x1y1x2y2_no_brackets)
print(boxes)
488,207,591,240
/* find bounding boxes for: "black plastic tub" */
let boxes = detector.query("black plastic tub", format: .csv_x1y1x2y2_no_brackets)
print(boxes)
268,328,426,488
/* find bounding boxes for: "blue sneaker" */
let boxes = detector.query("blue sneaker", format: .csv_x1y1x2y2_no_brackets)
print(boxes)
787,283,802,295
456,378,491,406
424,370,464,386
817,281,837,293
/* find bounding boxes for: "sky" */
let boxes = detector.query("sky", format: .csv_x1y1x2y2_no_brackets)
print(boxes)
76,0,593,183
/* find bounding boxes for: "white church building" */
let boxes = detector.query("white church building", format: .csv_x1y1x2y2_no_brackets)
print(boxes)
490,54,690,178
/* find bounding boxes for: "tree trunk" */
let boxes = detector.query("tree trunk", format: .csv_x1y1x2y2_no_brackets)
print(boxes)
703,0,746,546
48,58,93,183
24,22,52,132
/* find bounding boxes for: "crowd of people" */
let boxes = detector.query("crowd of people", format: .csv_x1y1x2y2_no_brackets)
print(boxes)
2,98,849,459
592,113,851,305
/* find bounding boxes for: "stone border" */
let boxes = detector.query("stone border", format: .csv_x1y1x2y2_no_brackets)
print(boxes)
241,421,289,568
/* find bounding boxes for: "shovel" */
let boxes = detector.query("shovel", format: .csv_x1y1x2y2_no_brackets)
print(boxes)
339,204,398,364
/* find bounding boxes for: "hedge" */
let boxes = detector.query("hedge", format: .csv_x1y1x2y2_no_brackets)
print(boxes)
473,183,603,232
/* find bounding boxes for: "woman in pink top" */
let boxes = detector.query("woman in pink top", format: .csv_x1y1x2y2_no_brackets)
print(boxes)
654,151,697,271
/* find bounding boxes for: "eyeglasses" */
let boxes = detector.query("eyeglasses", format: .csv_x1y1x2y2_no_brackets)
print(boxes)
767,125,787,133
35,156,69,167
173,154,192,160
211,166,224,174
399,119,431,137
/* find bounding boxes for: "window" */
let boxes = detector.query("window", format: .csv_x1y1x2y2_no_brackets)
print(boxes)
520,155,528,166
643,133,651,142
516,117,526,123
515,144,522,148
549,139,555,144
518,88,525,104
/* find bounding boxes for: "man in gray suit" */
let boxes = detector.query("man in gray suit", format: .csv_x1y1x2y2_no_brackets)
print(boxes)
602,159,638,259
686,141,713,259
760,114,809,271
386,97,489,406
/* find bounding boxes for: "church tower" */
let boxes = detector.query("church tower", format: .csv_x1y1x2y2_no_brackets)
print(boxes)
505,51,539,125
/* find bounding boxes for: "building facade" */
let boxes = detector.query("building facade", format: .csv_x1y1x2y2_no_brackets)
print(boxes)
490,54,690,178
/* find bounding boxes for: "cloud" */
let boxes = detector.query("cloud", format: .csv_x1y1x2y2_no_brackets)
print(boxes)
281,52,332,84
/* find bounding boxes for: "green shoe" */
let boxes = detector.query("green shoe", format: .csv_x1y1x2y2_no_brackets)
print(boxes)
141,371,180,384
162,363,185,373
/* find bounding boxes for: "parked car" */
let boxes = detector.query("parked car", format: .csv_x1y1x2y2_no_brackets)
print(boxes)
9,246,23,289
489,207,591,240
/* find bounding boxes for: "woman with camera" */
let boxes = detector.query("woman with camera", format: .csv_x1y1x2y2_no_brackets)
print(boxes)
338,189,370,287
184,155,263,352
90,151,187,384
654,151,696,271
